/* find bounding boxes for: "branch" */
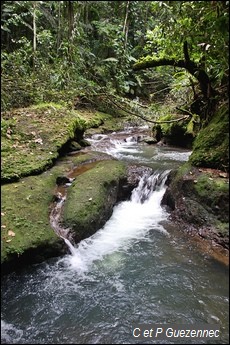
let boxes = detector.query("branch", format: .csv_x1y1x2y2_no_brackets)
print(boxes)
176,107,194,117
183,41,190,63
105,94,189,124
133,58,186,71
132,45,214,99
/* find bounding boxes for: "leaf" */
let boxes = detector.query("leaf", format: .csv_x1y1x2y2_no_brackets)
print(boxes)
103,57,119,62
6,239,12,243
7,127,12,135
34,138,43,145
219,172,228,178
8,230,15,237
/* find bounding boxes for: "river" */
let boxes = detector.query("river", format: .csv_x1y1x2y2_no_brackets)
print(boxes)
1,128,229,344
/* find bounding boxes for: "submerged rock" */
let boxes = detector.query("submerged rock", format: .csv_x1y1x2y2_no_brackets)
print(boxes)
56,176,73,186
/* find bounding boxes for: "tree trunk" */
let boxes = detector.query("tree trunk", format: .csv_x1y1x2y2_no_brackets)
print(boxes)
67,1,74,61
56,1,61,55
123,1,130,51
33,2,37,72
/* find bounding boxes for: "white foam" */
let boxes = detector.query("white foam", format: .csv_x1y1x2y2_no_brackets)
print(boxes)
66,171,170,274
1,319,23,344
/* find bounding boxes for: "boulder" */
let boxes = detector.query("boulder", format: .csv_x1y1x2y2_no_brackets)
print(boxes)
162,163,229,249
62,160,128,242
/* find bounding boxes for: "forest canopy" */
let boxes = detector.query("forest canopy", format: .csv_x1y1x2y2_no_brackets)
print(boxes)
1,1,229,111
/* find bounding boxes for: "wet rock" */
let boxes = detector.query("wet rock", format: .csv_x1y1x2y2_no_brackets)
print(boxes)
69,141,82,151
162,164,229,250
117,165,153,201
56,176,72,186
79,139,91,147
156,139,167,146
141,136,158,145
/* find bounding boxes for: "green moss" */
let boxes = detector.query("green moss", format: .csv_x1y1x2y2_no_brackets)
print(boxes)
194,174,229,213
189,104,229,170
196,174,228,195
85,111,125,135
63,160,127,238
1,104,88,182
87,112,105,128
153,113,193,148
215,221,229,237
1,105,116,182
174,162,192,181
1,164,65,263
31,102,66,110
167,162,193,196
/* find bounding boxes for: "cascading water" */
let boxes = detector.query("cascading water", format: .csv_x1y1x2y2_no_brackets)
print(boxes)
64,170,170,275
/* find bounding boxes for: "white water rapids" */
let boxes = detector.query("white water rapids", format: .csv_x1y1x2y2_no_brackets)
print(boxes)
64,170,170,275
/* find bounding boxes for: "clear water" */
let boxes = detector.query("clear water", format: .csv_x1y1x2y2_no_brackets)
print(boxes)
1,131,229,344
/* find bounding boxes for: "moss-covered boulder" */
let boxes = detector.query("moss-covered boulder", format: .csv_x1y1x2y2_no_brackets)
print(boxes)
152,114,195,148
62,160,128,242
189,104,229,171
162,163,229,249
1,103,87,183
1,165,67,274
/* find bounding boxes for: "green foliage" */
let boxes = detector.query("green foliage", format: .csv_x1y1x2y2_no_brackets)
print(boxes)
143,1,229,89
1,0,228,119
186,114,201,137
1,1,156,109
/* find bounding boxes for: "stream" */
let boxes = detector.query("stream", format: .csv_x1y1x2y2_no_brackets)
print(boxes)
1,128,229,344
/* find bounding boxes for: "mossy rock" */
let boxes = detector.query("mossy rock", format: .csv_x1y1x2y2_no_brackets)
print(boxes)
189,104,229,171
1,165,66,273
85,111,126,135
162,163,229,245
152,114,194,148
62,160,127,242
1,103,87,182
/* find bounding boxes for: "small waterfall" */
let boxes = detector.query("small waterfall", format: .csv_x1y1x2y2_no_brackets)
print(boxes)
64,170,170,274
50,191,70,240
63,237,76,256
131,169,170,203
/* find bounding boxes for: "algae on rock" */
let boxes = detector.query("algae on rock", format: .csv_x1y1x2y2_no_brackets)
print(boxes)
189,104,229,171
62,160,127,242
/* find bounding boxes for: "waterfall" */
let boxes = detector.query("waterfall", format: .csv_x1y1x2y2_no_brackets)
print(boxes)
64,170,170,274
50,194,70,239
131,169,170,203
